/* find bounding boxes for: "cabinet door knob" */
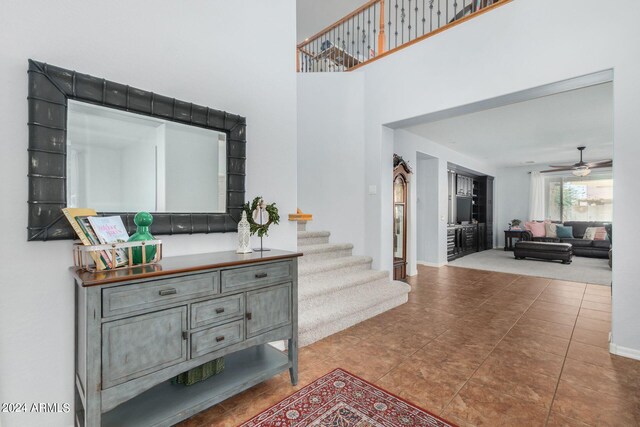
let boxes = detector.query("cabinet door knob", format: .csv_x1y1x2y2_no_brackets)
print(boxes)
159,288,177,296
246,312,252,320
216,336,225,342
182,331,188,340
215,307,225,314
254,272,268,279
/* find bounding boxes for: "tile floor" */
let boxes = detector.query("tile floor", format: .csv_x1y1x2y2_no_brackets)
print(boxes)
180,265,640,427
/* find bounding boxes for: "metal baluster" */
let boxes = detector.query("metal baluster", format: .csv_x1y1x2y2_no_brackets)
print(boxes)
373,3,377,56
454,0,458,22
388,0,392,50
342,22,348,67
362,11,367,60
415,0,419,39
437,0,441,29
429,0,433,32
356,13,360,58
422,0,426,35
351,17,356,64
446,0,449,25
368,6,372,60
394,0,399,48
408,0,412,41
401,0,405,44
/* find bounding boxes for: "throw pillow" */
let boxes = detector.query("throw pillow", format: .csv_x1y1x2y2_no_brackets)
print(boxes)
594,226,608,240
583,227,597,240
525,221,546,237
545,222,558,238
556,225,574,239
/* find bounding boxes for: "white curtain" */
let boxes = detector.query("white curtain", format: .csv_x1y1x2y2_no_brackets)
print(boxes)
529,171,546,220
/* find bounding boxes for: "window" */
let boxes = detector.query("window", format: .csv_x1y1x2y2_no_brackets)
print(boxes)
545,173,613,222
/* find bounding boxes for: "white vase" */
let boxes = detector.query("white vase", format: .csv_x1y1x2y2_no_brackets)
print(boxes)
237,211,253,254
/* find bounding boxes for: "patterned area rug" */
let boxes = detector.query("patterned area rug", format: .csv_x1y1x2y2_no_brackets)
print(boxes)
239,369,455,427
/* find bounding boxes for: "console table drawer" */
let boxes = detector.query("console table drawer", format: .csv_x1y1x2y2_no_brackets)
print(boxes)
191,294,244,329
103,272,219,317
221,261,291,292
191,319,244,358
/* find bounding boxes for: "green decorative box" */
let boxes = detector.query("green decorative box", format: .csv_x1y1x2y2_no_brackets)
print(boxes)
173,358,224,386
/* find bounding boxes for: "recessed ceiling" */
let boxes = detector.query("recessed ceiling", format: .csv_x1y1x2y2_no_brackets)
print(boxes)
403,82,613,168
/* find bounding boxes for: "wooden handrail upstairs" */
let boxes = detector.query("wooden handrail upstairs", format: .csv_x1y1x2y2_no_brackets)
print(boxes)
297,0,511,73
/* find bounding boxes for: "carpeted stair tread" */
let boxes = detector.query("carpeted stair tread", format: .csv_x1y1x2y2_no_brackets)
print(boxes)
299,281,410,334
298,231,331,239
299,277,397,313
299,243,354,254
298,255,373,277
297,230,332,246
299,294,409,346
299,270,389,301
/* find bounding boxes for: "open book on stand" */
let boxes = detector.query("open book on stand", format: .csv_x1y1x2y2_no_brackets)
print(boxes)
86,216,130,268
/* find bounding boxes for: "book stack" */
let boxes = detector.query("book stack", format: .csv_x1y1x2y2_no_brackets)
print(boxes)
63,208,131,270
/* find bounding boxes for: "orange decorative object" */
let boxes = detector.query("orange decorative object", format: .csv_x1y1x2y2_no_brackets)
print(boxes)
288,209,313,221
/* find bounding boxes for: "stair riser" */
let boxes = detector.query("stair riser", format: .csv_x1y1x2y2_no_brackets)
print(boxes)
299,261,372,280
299,249,353,264
297,222,307,232
299,294,409,347
297,236,330,246
299,278,390,310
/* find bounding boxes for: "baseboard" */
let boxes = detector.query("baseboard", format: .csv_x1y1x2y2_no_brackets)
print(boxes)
609,342,640,361
417,260,447,268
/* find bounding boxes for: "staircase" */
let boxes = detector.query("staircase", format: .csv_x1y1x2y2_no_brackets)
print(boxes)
297,221,410,346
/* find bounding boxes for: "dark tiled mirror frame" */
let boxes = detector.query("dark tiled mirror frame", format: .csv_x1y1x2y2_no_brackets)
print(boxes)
27,59,246,241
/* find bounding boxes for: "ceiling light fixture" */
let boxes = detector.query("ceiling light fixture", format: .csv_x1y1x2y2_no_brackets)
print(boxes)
572,166,591,177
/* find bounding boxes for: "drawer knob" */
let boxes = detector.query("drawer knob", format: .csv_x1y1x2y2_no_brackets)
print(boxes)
246,312,252,320
254,272,268,279
216,336,225,342
215,307,225,314
159,288,177,296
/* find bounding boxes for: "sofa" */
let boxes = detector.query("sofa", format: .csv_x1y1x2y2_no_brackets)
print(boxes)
524,221,611,259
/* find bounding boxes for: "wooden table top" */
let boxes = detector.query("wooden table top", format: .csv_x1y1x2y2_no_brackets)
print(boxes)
71,249,303,287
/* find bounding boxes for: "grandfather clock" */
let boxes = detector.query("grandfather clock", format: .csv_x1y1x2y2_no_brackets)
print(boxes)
393,155,411,280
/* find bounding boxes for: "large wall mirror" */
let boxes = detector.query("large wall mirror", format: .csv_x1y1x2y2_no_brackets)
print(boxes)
27,59,246,241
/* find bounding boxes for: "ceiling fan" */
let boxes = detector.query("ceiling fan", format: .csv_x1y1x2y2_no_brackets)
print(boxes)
541,146,612,177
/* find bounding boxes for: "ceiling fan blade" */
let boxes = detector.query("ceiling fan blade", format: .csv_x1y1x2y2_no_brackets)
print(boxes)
540,168,574,173
585,160,612,167
547,164,575,168
590,163,612,169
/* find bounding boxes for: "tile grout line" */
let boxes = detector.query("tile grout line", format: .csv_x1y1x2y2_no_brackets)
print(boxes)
438,276,551,418
376,274,519,408
542,282,587,427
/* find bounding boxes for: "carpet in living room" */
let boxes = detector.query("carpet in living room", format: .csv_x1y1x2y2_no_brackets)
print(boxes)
447,249,611,285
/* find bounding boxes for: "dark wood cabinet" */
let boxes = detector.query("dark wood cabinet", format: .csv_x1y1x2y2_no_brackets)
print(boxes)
447,224,484,261
447,170,493,261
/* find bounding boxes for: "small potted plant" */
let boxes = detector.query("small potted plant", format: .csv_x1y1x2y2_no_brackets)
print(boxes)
510,219,522,230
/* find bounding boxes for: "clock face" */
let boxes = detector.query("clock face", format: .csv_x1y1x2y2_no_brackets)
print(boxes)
252,208,270,225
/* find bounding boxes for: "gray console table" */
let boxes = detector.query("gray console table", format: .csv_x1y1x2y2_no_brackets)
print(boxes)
72,250,301,427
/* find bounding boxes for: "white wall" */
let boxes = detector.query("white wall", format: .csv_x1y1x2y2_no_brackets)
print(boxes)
417,157,441,264
296,0,367,42
353,0,640,356
495,166,533,247
0,1,297,426
394,130,496,272
297,73,366,254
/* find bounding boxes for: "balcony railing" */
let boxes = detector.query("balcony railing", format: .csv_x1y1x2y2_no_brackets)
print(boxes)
297,0,508,72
